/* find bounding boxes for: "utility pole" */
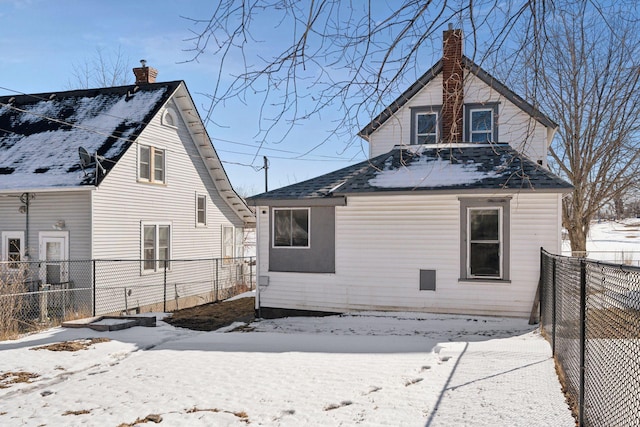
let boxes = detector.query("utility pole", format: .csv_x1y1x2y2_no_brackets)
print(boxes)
263,156,269,193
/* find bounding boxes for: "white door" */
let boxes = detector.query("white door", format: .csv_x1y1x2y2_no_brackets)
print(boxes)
39,232,69,285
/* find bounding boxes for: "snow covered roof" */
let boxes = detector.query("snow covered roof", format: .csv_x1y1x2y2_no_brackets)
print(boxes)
247,144,572,204
0,82,179,191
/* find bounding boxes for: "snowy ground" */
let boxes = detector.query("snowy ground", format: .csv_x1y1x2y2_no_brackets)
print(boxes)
0,304,574,426
563,218,640,265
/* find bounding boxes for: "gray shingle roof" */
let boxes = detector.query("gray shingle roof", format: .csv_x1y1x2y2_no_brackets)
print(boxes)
0,82,180,190
247,144,572,203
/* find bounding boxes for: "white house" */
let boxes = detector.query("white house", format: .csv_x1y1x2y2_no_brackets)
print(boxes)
0,64,255,315
247,27,572,318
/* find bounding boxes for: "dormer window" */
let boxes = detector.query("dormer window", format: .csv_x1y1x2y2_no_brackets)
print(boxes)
465,103,499,143
417,112,438,144
410,106,441,145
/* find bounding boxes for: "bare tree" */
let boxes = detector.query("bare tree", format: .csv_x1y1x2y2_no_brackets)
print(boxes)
184,1,640,252
67,46,132,89
511,2,640,253
182,1,550,156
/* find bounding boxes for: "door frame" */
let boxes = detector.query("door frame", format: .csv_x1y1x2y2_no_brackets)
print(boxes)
38,231,70,285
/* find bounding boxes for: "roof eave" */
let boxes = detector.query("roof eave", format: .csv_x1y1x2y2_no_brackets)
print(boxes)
336,186,573,197
358,61,443,138
172,82,256,227
0,185,96,195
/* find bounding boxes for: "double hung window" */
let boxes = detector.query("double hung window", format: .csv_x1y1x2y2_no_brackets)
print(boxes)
416,112,438,144
467,208,501,278
142,223,171,272
196,195,207,226
139,145,165,183
460,198,510,281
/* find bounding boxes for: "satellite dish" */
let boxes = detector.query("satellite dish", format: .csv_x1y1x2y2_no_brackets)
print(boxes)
78,147,93,169
78,146,106,183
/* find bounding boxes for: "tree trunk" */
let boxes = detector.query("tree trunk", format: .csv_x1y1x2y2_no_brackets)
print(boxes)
567,225,588,255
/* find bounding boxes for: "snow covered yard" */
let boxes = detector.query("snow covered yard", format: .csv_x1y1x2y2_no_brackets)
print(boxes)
564,218,640,265
0,309,574,426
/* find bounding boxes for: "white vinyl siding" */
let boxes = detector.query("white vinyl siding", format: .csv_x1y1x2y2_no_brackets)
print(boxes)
90,91,247,313
257,192,563,318
367,72,550,165
92,94,243,262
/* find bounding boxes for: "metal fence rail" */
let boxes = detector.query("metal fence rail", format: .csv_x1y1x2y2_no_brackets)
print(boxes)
0,256,255,337
540,248,640,427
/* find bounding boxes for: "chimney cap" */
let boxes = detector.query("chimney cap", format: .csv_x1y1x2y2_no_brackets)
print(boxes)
140,59,147,68
448,22,453,30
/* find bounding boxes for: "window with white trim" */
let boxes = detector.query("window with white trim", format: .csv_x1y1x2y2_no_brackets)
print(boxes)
235,227,244,259
139,145,165,183
468,207,502,278
469,109,494,142
142,223,171,272
273,208,309,247
2,231,25,269
416,112,438,144
196,194,207,226
464,103,499,143
162,108,178,128
222,226,234,261
459,198,510,281
410,106,441,145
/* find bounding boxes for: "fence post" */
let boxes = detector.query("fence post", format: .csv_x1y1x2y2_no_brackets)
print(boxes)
92,259,96,316
163,260,167,313
579,258,587,427
552,257,557,355
215,258,219,301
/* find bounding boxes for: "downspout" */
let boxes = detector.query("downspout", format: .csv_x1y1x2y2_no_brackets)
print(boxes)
20,192,34,259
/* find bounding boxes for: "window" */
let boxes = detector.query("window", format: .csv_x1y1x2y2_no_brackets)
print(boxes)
2,231,25,269
222,226,244,263
468,208,501,277
273,208,309,248
162,108,178,128
416,112,438,144
235,228,244,259
411,106,441,145
470,109,493,142
465,103,498,143
460,198,510,281
139,145,165,183
222,226,234,261
142,223,171,272
196,194,207,226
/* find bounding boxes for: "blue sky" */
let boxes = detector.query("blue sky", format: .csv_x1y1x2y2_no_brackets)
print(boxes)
0,0,369,195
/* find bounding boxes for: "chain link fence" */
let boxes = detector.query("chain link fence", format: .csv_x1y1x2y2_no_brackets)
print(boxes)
0,256,254,338
540,248,640,427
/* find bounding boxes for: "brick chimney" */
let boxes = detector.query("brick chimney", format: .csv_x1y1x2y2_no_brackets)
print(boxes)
442,25,463,143
132,59,158,84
